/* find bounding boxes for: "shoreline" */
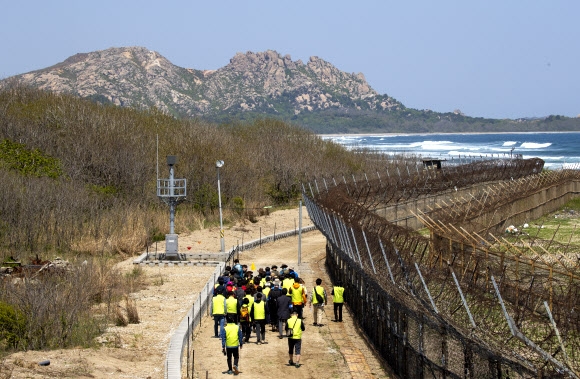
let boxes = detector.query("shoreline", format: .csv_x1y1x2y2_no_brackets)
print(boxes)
319,131,580,137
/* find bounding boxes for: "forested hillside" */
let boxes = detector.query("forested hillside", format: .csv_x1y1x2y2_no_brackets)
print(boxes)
0,86,392,258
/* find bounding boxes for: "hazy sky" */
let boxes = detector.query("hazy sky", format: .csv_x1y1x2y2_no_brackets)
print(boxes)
1,1,578,119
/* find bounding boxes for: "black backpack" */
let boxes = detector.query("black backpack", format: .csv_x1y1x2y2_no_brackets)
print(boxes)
268,288,282,305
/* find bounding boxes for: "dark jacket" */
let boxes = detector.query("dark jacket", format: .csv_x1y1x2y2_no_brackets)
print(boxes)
276,294,291,320
234,288,246,307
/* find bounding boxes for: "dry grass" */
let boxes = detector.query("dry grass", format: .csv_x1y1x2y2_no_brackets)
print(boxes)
114,306,128,327
125,296,140,325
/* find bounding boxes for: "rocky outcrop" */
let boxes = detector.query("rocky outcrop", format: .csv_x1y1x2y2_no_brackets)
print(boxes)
2,47,402,118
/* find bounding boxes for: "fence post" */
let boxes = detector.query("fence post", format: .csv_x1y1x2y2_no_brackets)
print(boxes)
362,230,377,274
187,316,190,378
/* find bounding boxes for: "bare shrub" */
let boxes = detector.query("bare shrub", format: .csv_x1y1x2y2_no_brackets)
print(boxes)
0,258,124,350
125,296,140,324
114,306,128,327
0,86,395,261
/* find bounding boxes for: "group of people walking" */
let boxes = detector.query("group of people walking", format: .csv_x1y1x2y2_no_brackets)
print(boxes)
210,259,346,375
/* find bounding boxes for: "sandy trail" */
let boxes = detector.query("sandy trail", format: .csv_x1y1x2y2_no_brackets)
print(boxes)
1,208,391,379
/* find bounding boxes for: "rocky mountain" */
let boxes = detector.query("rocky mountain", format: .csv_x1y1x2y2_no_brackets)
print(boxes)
2,46,401,121
3,46,579,133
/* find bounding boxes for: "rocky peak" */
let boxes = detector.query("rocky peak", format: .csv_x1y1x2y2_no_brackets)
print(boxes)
2,46,402,120
228,50,299,72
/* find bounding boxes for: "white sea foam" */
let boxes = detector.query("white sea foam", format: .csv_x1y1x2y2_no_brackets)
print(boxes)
520,142,552,149
522,154,573,161
419,141,454,150
328,133,580,168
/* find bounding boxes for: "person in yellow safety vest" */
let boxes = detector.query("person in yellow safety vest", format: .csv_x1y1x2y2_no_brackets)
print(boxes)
251,292,269,344
282,274,294,296
221,316,243,375
244,292,254,313
289,280,306,319
310,278,327,326
262,283,272,327
211,286,227,338
226,291,239,324
262,282,271,299
332,281,345,322
213,277,225,295
286,309,305,368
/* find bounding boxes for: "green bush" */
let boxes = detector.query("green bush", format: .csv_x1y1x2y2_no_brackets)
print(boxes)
231,196,245,216
0,301,26,349
0,139,63,178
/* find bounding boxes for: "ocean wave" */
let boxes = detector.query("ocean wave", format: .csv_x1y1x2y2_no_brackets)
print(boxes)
521,154,579,162
419,141,454,150
520,142,552,149
502,141,518,146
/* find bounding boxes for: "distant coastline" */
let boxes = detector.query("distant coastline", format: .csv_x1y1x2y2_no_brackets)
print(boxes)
321,132,580,169
319,131,580,138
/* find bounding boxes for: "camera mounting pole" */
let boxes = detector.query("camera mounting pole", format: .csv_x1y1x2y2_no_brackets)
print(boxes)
157,155,187,260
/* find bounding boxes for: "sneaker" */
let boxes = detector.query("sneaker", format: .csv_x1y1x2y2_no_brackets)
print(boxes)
312,322,318,326
262,340,268,344
318,324,324,327
288,360,294,366
224,370,234,375
233,365,239,375
295,363,301,368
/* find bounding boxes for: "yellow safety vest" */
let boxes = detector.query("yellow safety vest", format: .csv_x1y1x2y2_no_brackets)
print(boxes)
253,300,266,320
288,315,302,339
244,294,254,310
262,287,271,298
333,286,344,303
283,278,294,295
260,277,266,287
224,323,240,347
312,286,324,304
291,285,304,304
212,294,226,315
226,297,238,314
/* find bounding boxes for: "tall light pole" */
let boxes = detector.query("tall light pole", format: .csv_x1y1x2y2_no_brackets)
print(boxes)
216,160,225,253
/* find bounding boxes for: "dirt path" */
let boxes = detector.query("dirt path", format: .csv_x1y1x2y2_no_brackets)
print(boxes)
191,232,392,379
0,208,392,379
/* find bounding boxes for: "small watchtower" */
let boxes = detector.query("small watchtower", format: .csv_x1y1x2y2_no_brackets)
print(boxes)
422,158,445,170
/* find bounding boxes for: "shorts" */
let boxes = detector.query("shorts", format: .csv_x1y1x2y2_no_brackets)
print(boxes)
288,338,302,355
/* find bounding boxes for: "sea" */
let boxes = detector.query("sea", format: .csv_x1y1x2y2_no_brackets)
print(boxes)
320,132,580,170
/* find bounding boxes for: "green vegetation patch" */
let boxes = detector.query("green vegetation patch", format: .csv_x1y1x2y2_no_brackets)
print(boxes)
0,301,26,350
0,139,63,178
503,197,580,251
